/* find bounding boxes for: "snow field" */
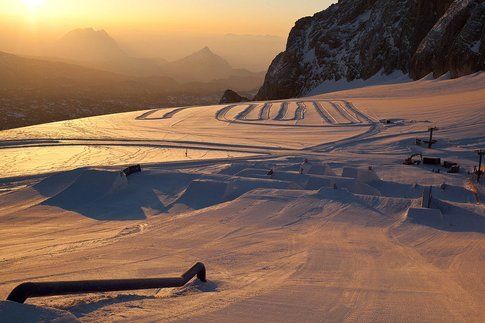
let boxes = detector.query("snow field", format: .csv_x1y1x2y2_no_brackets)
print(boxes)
0,73,483,321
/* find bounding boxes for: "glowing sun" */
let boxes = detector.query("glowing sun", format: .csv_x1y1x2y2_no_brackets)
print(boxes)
21,0,44,10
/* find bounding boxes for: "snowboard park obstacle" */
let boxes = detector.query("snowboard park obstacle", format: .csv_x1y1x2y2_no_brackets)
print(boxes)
6,262,206,304
422,186,433,208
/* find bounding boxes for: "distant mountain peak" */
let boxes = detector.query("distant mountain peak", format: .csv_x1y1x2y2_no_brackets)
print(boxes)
56,27,126,62
188,46,218,59
177,46,231,68
73,27,100,33
62,28,112,41
199,46,212,53
165,46,242,83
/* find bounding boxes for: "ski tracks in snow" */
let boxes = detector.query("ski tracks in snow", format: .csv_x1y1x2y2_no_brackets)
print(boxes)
259,103,273,120
136,108,186,120
215,100,373,127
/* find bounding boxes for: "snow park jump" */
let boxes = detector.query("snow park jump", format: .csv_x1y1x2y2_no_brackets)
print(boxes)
1,77,485,322
1,74,484,321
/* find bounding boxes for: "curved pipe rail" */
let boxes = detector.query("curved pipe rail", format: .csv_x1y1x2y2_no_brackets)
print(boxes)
7,262,206,304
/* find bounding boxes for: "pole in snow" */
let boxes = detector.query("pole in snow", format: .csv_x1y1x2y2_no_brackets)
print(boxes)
476,150,485,183
428,127,438,149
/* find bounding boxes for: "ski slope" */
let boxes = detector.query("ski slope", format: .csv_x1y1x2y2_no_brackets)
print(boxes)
0,98,378,178
0,73,484,321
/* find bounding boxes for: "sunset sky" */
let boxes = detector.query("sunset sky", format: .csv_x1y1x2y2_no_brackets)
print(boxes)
0,0,334,70
1,0,334,36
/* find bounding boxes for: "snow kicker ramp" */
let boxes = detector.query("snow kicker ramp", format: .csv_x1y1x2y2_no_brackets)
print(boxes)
406,207,443,226
172,179,229,210
171,177,298,211
33,168,88,197
42,169,128,214
233,167,380,196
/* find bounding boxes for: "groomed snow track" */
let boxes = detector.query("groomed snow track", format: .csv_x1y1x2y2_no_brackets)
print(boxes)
274,102,289,120
136,108,186,120
259,103,273,120
215,100,374,126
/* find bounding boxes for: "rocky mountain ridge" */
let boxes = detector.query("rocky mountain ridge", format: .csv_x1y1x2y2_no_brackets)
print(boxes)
256,0,484,100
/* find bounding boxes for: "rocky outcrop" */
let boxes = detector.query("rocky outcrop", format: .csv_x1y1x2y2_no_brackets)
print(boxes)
219,89,249,104
256,0,484,100
411,0,484,79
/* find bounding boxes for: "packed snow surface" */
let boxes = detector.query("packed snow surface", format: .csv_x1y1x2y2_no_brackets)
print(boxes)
0,301,79,322
0,73,484,321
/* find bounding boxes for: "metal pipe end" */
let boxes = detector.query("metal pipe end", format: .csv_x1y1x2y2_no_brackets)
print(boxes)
196,263,207,282
6,282,36,303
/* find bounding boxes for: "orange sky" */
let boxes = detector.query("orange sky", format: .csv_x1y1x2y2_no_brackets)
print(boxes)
1,0,334,36
0,0,335,70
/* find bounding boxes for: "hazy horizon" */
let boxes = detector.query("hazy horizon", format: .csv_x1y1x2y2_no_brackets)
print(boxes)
0,0,335,70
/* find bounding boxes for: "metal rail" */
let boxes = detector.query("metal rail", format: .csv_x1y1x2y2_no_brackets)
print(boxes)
7,262,206,304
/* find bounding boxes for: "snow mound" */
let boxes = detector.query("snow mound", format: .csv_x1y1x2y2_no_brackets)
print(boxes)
306,162,336,176
316,186,357,202
43,169,128,209
173,179,229,210
273,163,300,172
305,175,381,196
367,180,421,199
217,163,255,175
228,165,380,197
225,177,300,200
404,199,484,233
234,168,272,179
0,301,79,322
431,184,477,204
236,168,315,188
173,176,299,211
342,167,380,183
264,172,306,188
406,207,443,225
33,168,87,197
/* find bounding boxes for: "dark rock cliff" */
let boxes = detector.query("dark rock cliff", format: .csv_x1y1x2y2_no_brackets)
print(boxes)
255,0,483,100
411,0,485,79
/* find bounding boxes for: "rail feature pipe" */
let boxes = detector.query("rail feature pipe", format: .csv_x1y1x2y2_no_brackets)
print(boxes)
7,262,206,304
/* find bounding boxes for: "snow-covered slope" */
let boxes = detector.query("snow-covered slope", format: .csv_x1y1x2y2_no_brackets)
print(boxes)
0,301,78,322
0,74,484,321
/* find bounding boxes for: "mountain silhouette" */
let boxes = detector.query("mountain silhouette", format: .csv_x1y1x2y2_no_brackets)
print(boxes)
56,28,126,63
164,46,236,82
0,50,264,130
40,30,264,87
